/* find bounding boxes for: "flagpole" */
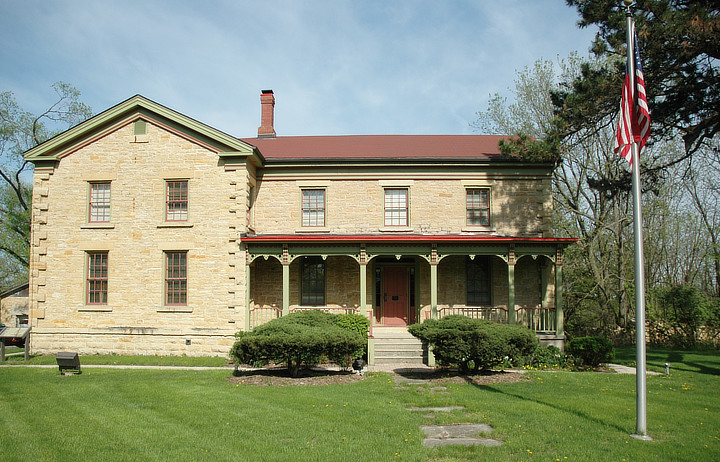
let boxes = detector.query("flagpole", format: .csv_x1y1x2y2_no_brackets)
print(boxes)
625,2,651,441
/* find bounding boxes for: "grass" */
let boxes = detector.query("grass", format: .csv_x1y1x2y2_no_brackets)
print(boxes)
0,349,229,367
1,348,719,461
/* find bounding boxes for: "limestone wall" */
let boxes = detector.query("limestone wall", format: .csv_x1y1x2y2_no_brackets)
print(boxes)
29,120,250,356
253,176,553,237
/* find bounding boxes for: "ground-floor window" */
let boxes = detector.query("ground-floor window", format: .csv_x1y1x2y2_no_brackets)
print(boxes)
301,256,325,305
87,251,108,305
466,256,491,305
165,251,187,305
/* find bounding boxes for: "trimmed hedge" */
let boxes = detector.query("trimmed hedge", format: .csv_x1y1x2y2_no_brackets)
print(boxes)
408,315,539,373
230,310,366,377
566,336,614,367
335,313,370,358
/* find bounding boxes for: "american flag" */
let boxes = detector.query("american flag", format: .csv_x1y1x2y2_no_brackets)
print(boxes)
614,28,651,166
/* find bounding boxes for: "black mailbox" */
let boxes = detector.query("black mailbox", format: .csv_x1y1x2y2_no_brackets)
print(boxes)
56,351,81,374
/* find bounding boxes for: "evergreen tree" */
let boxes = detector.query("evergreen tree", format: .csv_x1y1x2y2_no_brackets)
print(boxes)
555,0,719,162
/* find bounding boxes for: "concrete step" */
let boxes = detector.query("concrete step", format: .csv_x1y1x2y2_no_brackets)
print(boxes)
373,356,426,366
372,327,425,365
376,343,423,352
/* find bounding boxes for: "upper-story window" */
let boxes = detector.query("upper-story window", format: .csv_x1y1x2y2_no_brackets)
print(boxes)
302,189,325,227
166,180,188,221
384,188,408,227
89,182,111,223
466,188,490,227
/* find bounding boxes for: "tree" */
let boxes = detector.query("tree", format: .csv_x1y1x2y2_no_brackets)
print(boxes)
474,55,718,340
557,0,719,163
0,82,91,283
475,56,636,333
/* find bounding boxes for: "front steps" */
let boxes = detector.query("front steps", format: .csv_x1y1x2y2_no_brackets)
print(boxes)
371,326,426,366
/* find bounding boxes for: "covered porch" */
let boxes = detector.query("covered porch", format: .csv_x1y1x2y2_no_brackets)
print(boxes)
242,234,575,364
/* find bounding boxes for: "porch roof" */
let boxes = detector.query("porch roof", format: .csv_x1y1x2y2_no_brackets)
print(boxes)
241,234,576,245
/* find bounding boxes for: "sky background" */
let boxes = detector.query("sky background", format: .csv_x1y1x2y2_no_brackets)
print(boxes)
0,0,598,138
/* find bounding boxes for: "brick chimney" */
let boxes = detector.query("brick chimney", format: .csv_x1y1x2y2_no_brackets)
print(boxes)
257,89,276,138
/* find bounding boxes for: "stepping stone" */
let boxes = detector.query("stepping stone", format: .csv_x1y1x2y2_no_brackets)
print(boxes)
430,386,447,392
423,437,503,448
421,424,494,438
421,423,503,448
395,378,427,385
406,406,464,412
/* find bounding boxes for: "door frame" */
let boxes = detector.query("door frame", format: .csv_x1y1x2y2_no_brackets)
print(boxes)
373,258,418,326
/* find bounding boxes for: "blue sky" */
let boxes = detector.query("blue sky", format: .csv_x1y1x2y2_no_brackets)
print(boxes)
0,1,597,137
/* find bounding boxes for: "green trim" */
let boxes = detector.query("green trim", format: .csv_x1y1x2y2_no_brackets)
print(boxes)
245,262,251,332
258,164,554,181
133,119,147,136
359,262,367,319
508,262,516,324
24,95,256,162
555,262,564,336
282,262,290,315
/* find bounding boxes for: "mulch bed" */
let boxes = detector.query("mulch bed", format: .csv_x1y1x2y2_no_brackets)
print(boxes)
227,366,529,387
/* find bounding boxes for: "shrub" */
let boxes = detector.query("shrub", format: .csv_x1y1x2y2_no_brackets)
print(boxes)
565,336,614,367
230,310,366,377
527,345,573,370
408,315,538,373
335,313,370,358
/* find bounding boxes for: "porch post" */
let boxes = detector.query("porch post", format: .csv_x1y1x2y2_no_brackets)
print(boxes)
555,247,564,337
245,257,251,332
359,246,368,318
360,256,374,365
507,246,516,324
359,262,367,317
282,244,290,316
428,244,439,367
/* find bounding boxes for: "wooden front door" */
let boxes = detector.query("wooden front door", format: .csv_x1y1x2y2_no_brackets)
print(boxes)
382,267,408,326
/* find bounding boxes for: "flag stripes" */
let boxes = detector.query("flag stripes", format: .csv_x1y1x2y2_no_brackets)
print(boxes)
614,26,650,166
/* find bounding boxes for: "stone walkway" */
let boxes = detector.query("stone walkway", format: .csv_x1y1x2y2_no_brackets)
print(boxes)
607,364,661,375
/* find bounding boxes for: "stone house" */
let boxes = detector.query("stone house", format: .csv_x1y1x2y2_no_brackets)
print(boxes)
24,91,573,363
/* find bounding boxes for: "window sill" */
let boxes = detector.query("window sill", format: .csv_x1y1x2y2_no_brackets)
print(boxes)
295,227,330,233
461,226,496,233
79,306,112,312
157,222,194,228
379,227,414,233
157,306,193,313
81,223,115,229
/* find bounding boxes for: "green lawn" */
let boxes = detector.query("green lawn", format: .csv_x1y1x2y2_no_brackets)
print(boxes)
0,349,229,367
1,348,718,461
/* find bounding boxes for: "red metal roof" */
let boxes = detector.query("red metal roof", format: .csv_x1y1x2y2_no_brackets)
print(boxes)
241,234,577,245
239,135,509,161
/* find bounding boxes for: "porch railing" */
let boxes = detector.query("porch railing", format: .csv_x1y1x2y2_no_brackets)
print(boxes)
248,306,282,330
436,306,509,324
516,306,556,332
433,305,556,333
289,306,360,315
249,305,361,331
